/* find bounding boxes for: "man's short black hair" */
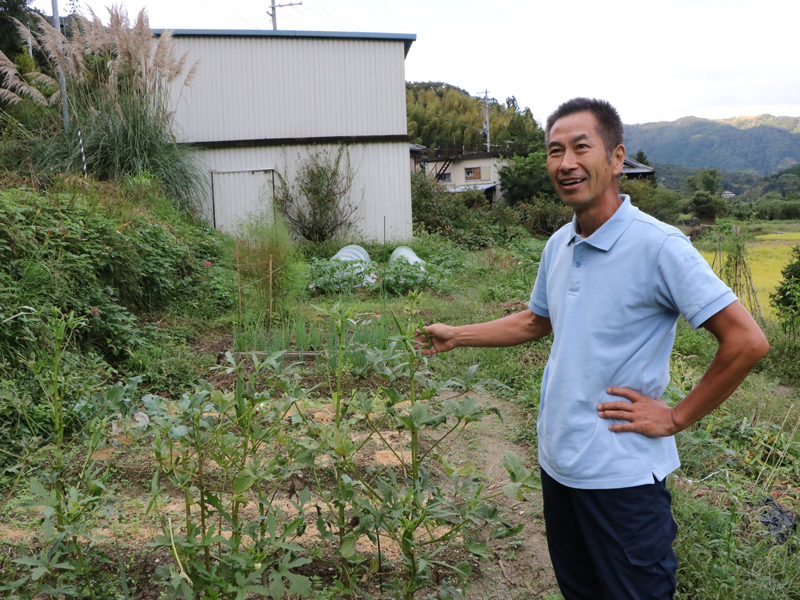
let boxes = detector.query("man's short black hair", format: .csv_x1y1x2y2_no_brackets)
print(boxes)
545,98,624,161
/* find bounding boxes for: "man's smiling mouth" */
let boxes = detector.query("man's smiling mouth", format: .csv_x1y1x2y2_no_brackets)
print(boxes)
560,178,586,188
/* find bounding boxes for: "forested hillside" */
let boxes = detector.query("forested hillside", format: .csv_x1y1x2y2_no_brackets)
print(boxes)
624,116,800,175
406,82,544,156
739,163,800,200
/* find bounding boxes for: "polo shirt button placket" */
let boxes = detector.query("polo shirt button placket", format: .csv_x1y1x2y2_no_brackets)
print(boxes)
568,245,583,295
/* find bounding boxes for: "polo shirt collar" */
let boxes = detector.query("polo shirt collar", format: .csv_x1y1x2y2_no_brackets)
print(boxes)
566,195,638,251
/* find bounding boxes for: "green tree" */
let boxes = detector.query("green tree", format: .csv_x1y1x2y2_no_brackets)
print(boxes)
633,149,651,166
684,168,722,195
406,82,544,155
689,190,727,221
498,151,557,205
620,178,684,223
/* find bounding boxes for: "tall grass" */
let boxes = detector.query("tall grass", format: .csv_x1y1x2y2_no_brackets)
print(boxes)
235,206,302,318
0,8,203,209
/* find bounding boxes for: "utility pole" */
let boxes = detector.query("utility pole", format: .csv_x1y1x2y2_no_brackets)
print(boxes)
267,0,303,30
51,0,69,129
477,90,494,183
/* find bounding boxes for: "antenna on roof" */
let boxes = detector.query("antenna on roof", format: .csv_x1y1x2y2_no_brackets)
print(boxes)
267,0,303,30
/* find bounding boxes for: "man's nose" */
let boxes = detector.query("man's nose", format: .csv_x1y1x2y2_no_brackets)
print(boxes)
559,149,578,171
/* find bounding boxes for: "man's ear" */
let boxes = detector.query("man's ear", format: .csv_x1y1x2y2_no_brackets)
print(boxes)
612,144,625,176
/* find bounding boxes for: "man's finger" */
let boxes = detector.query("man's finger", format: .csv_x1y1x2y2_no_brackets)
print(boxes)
606,387,642,401
597,401,635,412
608,422,638,433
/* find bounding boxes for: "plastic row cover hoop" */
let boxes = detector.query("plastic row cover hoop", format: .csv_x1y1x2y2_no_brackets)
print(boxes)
389,246,425,266
332,245,371,263
330,244,376,285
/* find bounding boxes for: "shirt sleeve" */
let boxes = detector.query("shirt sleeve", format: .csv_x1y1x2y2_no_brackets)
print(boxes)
529,240,551,318
653,234,738,329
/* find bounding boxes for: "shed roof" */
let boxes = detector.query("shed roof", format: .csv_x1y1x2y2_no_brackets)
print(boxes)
154,29,416,56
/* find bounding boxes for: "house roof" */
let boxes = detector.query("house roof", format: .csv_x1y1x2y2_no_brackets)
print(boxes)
622,156,655,175
154,29,416,57
447,183,498,192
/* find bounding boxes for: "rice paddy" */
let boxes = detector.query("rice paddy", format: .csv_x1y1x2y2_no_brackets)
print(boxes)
699,236,798,319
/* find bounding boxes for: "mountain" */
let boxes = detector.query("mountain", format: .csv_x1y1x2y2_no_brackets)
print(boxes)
624,115,800,175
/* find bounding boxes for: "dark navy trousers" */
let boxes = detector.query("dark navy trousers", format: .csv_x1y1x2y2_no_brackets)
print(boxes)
541,468,678,600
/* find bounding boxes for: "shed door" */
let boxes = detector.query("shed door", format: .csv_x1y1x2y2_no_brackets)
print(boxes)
210,169,275,232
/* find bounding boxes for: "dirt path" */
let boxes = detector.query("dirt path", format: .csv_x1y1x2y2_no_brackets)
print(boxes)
440,391,559,599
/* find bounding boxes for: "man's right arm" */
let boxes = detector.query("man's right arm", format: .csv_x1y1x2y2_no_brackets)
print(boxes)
417,309,552,356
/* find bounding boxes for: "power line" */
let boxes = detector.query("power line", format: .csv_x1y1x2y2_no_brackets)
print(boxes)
301,2,357,31
198,0,261,29
315,0,364,31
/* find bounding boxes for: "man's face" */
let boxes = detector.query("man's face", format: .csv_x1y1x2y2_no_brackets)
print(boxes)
546,111,624,211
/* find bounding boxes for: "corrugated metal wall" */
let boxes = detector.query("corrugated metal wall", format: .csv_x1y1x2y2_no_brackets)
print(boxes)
199,142,412,241
210,169,275,232
168,33,412,240
171,37,407,143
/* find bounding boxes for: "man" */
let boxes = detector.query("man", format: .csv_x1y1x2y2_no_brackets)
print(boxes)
417,98,769,600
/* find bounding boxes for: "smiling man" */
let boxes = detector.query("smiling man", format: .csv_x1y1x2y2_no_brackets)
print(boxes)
417,98,769,599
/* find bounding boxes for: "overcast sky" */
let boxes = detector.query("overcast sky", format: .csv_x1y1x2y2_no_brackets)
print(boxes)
31,0,800,125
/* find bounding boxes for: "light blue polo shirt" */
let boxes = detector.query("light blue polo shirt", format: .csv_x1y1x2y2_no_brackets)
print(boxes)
529,196,737,489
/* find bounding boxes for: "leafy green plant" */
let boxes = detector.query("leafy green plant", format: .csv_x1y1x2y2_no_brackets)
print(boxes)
308,297,539,599
146,354,315,600
308,257,375,294
376,257,439,296
0,310,145,599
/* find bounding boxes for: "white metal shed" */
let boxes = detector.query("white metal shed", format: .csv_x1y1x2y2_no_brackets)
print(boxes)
163,29,416,241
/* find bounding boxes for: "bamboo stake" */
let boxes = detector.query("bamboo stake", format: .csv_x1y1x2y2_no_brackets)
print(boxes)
236,240,243,324
269,254,273,323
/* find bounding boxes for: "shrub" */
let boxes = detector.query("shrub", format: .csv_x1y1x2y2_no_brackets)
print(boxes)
274,146,361,242
620,178,685,224
0,184,232,364
690,190,728,221
511,196,572,235
770,244,800,337
410,170,463,233
498,150,557,205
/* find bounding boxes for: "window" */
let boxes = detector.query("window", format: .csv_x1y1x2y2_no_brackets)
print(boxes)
437,172,452,182
465,167,481,181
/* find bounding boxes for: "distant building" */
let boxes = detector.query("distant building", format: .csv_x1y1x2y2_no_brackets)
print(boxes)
721,190,736,199
412,150,508,203
162,29,416,241
622,156,655,180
